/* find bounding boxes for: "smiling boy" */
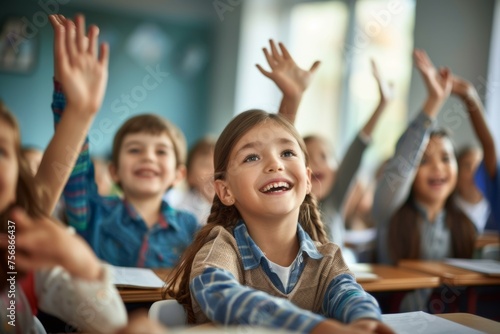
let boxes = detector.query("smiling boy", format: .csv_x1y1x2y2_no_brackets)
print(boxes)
54,85,199,267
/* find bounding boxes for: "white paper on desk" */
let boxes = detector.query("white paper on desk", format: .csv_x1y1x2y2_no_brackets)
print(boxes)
352,271,379,281
444,258,500,276
111,266,165,289
382,312,483,334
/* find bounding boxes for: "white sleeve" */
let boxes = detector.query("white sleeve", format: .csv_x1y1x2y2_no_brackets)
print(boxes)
34,263,127,334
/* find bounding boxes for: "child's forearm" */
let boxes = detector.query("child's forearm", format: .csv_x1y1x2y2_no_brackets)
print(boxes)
361,100,387,138
278,92,303,124
37,109,94,213
422,95,445,120
36,81,94,213
47,81,94,231
462,95,496,178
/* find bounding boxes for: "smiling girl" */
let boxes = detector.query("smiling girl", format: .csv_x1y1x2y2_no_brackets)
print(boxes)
165,110,393,334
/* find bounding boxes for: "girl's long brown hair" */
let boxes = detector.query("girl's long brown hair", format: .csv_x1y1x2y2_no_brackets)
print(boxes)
164,110,328,323
387,131,476,263
0,102,47,291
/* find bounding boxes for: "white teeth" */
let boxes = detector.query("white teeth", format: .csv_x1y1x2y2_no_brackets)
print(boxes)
261,182,290,192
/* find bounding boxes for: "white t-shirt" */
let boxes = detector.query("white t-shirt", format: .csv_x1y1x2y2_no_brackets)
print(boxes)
454,194,491,234
267,260,292,290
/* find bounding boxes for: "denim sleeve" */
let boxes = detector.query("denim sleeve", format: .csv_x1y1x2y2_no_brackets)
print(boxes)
52,80,100,234
372,111,435,263
191,267,325,333
322,273,381,323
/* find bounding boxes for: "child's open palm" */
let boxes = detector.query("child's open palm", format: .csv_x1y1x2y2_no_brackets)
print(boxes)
50,14,109,115
413,49,452,101
256,39,320,98
371,59,394,105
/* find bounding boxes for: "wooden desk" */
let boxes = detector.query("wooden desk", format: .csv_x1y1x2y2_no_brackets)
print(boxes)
476,231,500,249
398,260,500,286
436,313,500,334
351,263,440,292
119,265,441,303
119,269,172,303
399,260,500,313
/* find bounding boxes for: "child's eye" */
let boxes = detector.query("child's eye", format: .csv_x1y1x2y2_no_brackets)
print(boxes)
442,155,451,163
157,150,167,155
420,157,428,165
243,154,259,163
127,148,141,154
282,150,297,158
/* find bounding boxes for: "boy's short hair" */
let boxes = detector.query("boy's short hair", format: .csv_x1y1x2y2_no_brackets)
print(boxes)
111,114,187,168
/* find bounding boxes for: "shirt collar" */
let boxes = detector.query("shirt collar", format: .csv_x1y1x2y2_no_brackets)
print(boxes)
123,199,176,230
413,200,445,223
233,220,323,270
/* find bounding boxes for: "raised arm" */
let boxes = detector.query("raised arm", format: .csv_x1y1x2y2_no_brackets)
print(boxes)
326,60,393,213
361,59,393,137
36,14,109,213
256,40,320,124
451,75,496,178
372,50,451,263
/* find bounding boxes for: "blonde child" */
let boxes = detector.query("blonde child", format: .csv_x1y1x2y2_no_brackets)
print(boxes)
165,110,393,334
0,14,126,333
51,22,199,268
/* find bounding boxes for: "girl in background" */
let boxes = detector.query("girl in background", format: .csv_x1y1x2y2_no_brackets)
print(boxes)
372,50,476,311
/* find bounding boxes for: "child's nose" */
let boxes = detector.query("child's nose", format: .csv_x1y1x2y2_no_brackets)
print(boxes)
265,157,284,173
143,149,156,161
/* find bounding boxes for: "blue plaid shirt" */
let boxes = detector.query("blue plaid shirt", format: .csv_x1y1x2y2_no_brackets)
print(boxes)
190,221,381,333
52,80,199,268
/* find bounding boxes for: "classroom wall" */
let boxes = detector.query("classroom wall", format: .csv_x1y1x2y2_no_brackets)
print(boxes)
409,0,496,152
1,0,496,156
0,0,214,156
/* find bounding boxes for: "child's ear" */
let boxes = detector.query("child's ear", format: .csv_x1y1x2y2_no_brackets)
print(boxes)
306,167,312,195
108,163,120,183
173,164,187,186
214,179,235,206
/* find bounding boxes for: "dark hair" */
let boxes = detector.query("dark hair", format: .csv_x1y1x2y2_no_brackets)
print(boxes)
111,114,187,168
0,102,47,291
164,110,328,322
387,130,476,263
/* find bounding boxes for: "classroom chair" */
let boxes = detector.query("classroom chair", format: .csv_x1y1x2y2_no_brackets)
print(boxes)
149,299,187,327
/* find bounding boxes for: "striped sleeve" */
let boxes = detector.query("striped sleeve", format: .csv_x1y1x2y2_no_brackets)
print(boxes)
191,267,325,333
51,79,93,232
322,273,381,323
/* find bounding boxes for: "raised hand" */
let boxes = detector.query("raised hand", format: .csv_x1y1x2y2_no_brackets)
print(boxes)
371,59,394,106
256,39,320,99
413,49,452,101
49,14,109,115
413,49,452,118
451,75,479,102
0,208,102,281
